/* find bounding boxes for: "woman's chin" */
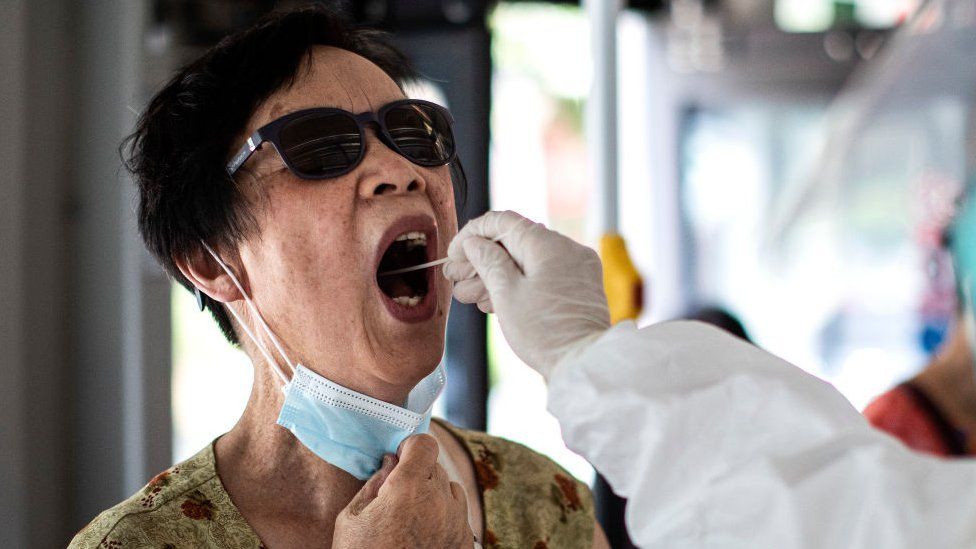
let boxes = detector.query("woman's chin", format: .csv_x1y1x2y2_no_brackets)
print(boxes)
366,288,450,386
380,327,444,370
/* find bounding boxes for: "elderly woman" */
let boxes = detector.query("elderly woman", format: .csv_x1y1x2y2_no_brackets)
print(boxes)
70,6,608,549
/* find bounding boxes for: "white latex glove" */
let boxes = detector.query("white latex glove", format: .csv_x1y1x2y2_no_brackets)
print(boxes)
443,210,611,379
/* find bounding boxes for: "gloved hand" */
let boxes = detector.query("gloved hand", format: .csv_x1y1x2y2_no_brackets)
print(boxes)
443,210,611,379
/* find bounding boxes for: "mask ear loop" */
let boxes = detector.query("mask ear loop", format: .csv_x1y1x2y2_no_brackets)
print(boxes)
199,241,295,386
221,297,291,387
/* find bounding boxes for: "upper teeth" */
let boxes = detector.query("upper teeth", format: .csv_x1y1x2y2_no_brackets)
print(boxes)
395,231,427,245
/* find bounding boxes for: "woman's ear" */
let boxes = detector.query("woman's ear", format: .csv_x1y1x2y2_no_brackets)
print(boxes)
174,244,245,306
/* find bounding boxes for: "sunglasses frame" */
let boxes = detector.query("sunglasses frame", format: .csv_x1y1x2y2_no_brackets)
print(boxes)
226,98,457,179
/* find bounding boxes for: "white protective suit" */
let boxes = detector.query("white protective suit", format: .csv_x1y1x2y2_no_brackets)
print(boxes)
444,210,976,549
550,320,976,548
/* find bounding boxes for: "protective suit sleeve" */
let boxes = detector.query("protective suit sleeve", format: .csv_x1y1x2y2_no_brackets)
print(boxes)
547,320,976,548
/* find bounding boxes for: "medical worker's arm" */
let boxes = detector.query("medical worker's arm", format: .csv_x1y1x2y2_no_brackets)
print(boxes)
445,210,976,549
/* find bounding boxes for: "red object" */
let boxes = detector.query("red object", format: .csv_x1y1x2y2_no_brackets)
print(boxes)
864,383,973,457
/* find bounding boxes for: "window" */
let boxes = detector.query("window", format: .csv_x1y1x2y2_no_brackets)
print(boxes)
487,2,595,483
171,284,252,461
679,96,967,409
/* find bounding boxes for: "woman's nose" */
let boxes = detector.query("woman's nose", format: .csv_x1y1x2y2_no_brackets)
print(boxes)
357,129,426,197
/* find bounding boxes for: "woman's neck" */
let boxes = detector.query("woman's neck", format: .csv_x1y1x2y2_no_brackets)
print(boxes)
214,362,364,547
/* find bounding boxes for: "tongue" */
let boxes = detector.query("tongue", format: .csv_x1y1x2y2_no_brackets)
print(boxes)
387,277,415,299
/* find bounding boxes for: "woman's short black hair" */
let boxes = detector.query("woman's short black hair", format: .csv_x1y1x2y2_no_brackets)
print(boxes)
124,5,421,345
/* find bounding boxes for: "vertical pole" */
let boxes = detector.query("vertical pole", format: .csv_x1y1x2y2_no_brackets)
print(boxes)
118,0,154,496
585,2,639,547
587,0,622,234
395,20,492,431
71,0,165,530
0,2,28,547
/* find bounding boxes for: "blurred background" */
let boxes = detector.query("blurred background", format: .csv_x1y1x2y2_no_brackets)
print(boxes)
3,0,975,546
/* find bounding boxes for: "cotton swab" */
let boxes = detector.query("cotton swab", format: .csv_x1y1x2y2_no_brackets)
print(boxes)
378,257,450,277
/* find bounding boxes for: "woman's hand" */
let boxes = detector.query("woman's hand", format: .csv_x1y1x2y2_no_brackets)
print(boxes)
333,434,474,548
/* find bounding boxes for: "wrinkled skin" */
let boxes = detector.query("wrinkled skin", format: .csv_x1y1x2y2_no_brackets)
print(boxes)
333,435,472,549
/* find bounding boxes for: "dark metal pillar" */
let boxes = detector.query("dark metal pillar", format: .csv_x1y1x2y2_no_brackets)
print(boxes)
387,7,492,431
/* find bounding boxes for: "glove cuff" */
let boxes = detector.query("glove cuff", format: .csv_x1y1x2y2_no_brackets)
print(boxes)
544,321,636,382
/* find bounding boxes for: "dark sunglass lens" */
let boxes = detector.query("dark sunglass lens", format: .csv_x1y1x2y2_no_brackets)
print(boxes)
384,103,455,166
279,112,362,177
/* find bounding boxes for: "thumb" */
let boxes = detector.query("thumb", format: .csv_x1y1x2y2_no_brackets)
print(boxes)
461,237,523,293
345,454,397,517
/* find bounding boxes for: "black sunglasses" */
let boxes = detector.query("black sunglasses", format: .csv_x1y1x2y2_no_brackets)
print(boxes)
226,98,457,179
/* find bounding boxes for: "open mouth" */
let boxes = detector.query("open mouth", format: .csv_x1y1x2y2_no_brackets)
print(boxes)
376,231,431,306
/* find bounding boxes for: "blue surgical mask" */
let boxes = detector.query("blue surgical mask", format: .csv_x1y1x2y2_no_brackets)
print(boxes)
279,363,444,480
200,242,444,480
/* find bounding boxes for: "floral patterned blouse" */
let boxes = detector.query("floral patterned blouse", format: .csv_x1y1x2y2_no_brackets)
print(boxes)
69,419,595,548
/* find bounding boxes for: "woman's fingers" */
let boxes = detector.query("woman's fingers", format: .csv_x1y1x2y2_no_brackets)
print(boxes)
333,443,475,548
388,435,472,547
450,481,469,512
345,454,397,516
390,434,439,486
430,462,451,491
448,481,473,547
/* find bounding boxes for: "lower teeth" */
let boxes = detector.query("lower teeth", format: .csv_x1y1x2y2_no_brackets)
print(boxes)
392,296,421,307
